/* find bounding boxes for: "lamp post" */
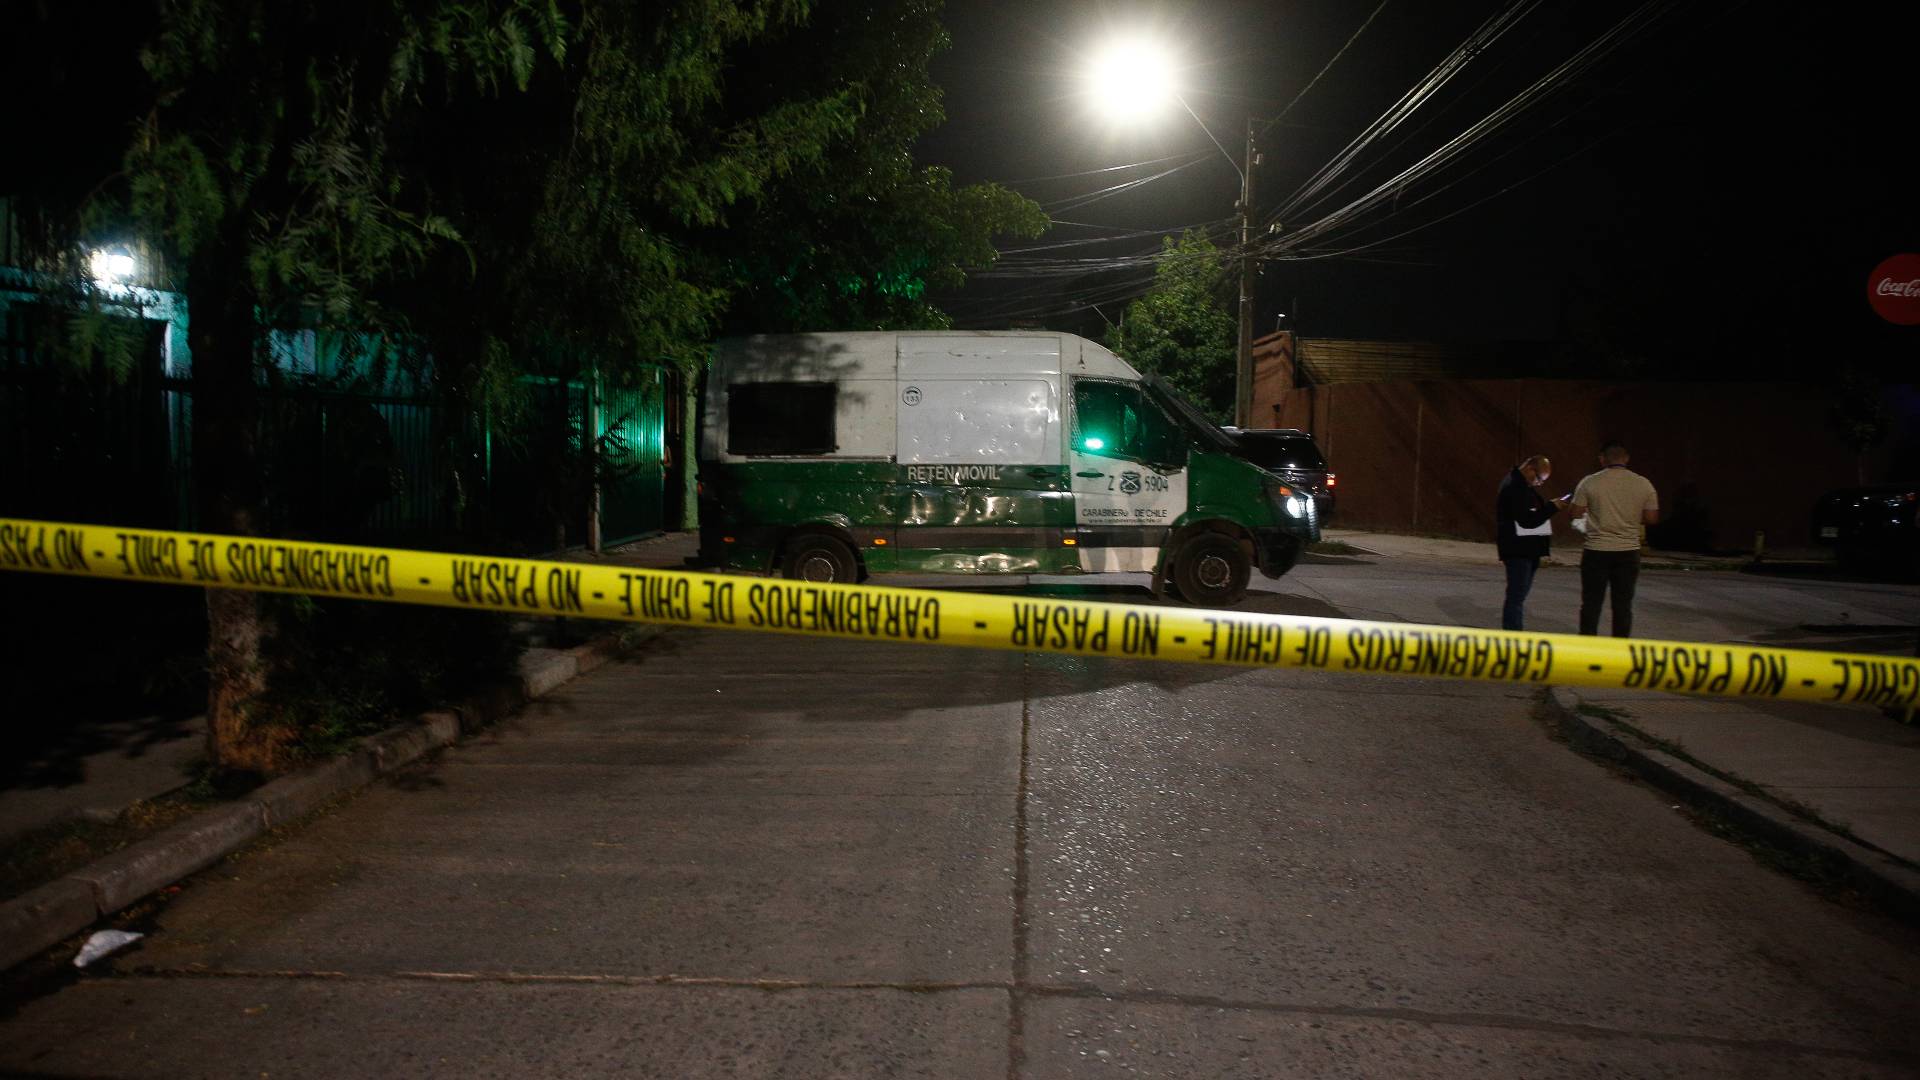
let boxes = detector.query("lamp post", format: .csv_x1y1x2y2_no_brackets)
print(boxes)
1236,117,1256,428
1088,38,1264,426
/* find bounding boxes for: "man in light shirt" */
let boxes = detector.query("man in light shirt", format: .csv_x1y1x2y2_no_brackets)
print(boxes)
1570,441,1659,637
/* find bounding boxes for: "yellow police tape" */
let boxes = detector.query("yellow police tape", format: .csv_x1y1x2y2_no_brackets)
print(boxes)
2,517,1916,708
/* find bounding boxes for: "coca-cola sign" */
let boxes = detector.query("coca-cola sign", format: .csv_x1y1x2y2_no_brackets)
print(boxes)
1868,253,1920,325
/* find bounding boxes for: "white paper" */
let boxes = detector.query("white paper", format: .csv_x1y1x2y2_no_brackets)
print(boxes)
74,930,143,968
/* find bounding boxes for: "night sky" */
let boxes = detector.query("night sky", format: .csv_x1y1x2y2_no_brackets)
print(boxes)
916,0,1920,375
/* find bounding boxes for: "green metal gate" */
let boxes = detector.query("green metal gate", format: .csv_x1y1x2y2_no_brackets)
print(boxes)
598,365,671,545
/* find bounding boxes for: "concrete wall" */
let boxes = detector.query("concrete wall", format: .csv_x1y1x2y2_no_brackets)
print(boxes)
1260,378,1912,554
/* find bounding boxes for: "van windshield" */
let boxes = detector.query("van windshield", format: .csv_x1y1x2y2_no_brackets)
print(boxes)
1143,376,1237,452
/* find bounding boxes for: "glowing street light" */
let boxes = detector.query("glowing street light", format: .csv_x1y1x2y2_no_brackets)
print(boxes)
1086,37,1179,123
1082,36,1266,427
89,249,135,285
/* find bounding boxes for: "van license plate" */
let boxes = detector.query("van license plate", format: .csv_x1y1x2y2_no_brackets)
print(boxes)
1819,526,1839,538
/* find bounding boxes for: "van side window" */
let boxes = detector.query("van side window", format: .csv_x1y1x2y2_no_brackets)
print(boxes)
727,382,836,455
1073,380,1183,465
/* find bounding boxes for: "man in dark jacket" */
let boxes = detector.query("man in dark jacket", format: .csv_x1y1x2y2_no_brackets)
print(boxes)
1495,455,1565,631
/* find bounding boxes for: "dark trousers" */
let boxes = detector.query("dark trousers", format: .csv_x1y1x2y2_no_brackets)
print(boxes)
1501,557,1538,631
1579,549,1641,637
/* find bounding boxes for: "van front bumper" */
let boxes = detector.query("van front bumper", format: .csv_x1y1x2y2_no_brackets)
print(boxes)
1253,493,1319,578
1253,527,1311,578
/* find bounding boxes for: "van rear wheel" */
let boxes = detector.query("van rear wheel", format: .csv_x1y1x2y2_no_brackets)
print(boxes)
781,533,858,584
1173,534,1250,606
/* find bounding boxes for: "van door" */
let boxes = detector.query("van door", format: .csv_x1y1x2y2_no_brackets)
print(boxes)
1068,377,1189,572
894,338,1071,572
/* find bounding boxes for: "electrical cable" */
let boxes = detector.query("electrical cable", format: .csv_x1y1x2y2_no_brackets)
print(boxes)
1258,0,1394,140
1000,152,1209,187
1258,0,1678,259
1040,156,1215,213
1274,0,1543,227
1270,8,1561,230
996,223,1233,255
1274,122,1626,264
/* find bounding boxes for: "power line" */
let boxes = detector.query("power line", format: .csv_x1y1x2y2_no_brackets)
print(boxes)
1258,0,1394,140
1260,0,1680,259
1273,0,1545,227
1040,156,1214,213
999,152,1209,188
979,220,1237,279
1277,9,1561,228
1276,121,1630,264
1285,43,1666,262
996,220,1235,256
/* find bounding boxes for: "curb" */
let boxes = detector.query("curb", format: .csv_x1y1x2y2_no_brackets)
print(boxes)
0,627,657,972
1543,686,1920,924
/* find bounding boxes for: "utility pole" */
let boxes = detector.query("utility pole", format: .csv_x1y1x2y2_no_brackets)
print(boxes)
1172,97,1262,426
1235,117,1257,428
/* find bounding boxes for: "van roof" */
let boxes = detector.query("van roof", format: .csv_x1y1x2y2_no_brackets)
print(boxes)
712,331,1141,382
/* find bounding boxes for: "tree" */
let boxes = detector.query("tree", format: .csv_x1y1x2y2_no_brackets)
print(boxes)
705,0,1047,332
3,1,570,777
5,0,1044,777
387,0,1044,364
1106,231,1236,423
1830,366,1890,485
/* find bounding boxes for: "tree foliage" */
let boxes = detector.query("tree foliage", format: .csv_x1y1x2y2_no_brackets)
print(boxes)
388,0,1045,396
1106,231,1236,423
704,0,1047,332
3,0,1045,776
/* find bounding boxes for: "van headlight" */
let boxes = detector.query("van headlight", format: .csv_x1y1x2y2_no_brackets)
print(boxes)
1264,479,1305,518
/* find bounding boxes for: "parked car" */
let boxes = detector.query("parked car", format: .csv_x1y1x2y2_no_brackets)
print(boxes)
1811,483,1920,572
1220,427,1335,519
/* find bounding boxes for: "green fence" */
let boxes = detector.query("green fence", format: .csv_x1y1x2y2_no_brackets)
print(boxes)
485,366,677,549
1,301,682,552
599,366,672,545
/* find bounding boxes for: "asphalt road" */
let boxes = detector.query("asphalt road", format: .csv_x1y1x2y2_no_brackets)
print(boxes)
3,557,1919,1077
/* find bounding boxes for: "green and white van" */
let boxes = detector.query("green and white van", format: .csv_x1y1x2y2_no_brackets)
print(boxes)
696,331,1319,605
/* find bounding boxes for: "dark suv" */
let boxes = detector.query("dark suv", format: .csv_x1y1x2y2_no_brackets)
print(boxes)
1221,427,1335,519
1811,482,1919,573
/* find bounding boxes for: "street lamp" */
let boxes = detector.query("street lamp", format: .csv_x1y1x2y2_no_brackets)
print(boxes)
1086,36,1178,123
1084,37,1262,428
89,248,136,285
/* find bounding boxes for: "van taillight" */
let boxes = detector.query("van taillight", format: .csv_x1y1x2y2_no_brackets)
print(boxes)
1326,473,1337,488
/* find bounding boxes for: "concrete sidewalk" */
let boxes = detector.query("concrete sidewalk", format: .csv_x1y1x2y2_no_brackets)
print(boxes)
1319,526,1816,571
1543,687,1920,917
1321,527,1920,914
0,532,701,897
0,714,206,848
0,530,711,970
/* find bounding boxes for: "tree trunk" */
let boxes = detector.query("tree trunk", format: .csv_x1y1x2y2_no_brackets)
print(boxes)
191,243,293,777
205,586,282,774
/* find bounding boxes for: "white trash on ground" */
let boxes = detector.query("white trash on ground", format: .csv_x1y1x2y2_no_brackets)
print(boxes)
73,930,144,968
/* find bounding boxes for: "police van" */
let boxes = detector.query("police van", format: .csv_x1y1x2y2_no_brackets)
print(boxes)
696,331,1319,605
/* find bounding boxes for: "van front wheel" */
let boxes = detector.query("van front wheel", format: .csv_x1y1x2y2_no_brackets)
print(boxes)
1173,534,1251,606
781,533,859,583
